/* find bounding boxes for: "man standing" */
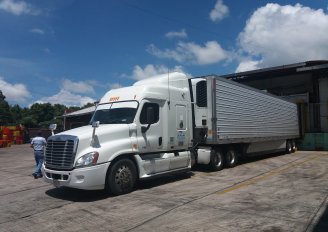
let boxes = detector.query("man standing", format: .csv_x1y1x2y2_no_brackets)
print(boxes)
30,131,47,179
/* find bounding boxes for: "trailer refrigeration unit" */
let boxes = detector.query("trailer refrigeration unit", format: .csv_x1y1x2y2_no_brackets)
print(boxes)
43,72,299,195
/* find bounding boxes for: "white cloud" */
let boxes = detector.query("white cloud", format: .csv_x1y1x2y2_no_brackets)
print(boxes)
165,29,188,39
238,3,328,70
38,90,96,107
109,83,123,89
235,60,262,73
132,64,184,80
35,79,99,106
62,79,95,94
148,41,228,65
209,0,229,22
30,28,44,35
0,76,30,103
0,0,40,16
44,48,51,54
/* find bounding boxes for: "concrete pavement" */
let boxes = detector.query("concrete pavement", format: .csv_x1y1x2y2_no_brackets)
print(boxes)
0,144,327,231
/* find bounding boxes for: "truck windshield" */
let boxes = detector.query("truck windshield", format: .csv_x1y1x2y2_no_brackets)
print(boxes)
90,101,138,124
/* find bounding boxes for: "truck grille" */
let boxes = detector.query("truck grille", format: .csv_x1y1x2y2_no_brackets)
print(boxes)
45,135,78,170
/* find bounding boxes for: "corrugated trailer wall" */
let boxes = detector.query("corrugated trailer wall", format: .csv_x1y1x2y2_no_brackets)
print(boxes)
212,77,299,143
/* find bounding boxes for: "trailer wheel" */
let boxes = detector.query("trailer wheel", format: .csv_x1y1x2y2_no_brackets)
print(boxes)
286,140,293,154
106,158,137,196
291,140,297,153
209,149,224,171
225,147,239,168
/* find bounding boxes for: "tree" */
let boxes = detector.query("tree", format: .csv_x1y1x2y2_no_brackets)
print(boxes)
10,104,23,123
83,102,95,108
53,104,66,117
67,106,80,113
0,91,13,124
20,115,38,128
29,103,57,128
19,107,37,128
52,104,67,129
0,96,85,129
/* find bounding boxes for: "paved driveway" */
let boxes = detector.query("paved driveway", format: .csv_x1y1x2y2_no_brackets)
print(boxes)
0,144,327,231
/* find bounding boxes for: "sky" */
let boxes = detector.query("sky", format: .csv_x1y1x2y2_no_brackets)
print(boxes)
1,0,328,107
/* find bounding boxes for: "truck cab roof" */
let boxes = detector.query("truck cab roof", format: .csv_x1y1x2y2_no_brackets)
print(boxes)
99,72,190,104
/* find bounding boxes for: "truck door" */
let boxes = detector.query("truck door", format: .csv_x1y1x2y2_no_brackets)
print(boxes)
136,100,170,174
137,100,164,151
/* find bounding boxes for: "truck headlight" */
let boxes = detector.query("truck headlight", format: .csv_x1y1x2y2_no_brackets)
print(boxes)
75,152,99,168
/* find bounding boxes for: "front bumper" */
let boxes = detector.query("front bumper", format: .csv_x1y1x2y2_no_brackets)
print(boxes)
42,162,110,190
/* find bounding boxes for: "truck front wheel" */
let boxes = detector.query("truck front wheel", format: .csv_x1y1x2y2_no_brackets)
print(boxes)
106,158,137,196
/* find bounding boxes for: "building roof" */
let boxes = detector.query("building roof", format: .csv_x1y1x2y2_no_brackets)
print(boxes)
221,60,328,82
63,106,96,118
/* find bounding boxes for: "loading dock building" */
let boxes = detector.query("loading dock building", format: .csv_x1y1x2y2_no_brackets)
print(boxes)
222,60,328,150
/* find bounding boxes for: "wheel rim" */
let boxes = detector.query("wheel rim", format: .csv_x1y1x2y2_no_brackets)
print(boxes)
227,151,235,164
292,142,296,150
288,142,292,152
214,152,222,167
114,165,132,189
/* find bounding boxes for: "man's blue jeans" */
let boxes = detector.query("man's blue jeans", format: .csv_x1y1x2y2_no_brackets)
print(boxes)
34,150,44,177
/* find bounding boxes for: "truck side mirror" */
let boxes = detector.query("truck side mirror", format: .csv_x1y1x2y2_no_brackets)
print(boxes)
49,124,57,136
49,124,57,130
92,121,100,128
91,121,100,147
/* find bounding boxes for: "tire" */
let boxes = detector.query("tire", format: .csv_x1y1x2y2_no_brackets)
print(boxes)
225,147,239,168
106,158,137,196
209,149,224,171
291,140,297,153
286,140,293,154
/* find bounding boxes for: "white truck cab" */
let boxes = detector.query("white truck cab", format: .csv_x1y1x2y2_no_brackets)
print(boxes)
43,72,193,195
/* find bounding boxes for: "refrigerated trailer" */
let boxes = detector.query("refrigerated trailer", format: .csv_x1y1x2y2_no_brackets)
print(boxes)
192,77,299,170
43,72,299,195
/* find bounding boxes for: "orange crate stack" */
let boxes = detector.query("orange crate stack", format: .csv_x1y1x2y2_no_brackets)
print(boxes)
0,125,24,147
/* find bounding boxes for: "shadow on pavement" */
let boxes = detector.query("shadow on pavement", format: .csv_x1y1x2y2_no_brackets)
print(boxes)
45,187,108,202
193,151,288,172
44,152,288,202
138,172,193,190
240,151,287,164
312,203,328,232
45,172,193,201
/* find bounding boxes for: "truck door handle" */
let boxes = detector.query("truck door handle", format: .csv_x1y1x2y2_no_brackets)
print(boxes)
159,137,162,146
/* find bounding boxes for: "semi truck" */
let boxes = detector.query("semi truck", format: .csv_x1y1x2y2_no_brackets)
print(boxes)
43,72,299,195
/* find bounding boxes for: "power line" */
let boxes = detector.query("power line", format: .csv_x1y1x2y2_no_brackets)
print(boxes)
120,1,223,38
